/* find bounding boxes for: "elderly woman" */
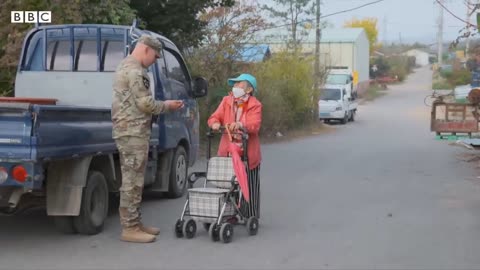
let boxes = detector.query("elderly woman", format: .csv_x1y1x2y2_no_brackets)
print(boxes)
207,73,262,219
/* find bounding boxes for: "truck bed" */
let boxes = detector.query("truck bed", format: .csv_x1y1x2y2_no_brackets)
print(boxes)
0,102,159,162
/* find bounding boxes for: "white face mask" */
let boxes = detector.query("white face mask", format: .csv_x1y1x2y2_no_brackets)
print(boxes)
232,87,246,98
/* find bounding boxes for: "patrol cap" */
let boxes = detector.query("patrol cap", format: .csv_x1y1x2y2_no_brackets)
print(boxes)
228,73,257,92
137,35,162,57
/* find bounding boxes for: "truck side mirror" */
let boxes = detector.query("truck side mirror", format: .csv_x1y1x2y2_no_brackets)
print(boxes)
193,77,208,98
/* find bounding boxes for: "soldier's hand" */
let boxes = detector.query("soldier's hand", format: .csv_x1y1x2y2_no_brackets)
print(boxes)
165,100,184,111
211,122,221,131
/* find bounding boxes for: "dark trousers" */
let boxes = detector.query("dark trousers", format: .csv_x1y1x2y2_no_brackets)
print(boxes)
240,165,261,219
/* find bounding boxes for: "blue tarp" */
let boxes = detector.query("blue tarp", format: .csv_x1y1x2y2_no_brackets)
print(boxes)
236,44,271,63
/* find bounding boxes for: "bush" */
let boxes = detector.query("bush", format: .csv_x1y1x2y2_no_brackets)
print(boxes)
446,69,471,86
407,56,416,70
0,69,14,97
253,51,315,135
187,50,317,139
386,55,412,82
371,57,390,78
440,69,453,79
371,55,415,81
432,80,452,90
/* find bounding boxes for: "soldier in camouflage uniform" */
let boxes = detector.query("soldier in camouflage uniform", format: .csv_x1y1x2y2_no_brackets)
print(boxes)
112,35,184,243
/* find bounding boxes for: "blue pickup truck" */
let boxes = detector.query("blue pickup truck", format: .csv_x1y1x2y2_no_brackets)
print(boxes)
0,23,208,235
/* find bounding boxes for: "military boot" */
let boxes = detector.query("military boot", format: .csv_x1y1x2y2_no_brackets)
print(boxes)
140,223,160,235
121,226,156,243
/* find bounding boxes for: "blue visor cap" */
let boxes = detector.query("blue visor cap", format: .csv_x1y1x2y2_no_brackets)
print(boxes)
227,73,257,92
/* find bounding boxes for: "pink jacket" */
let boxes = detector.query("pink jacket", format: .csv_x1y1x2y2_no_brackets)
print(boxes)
207,95,262,169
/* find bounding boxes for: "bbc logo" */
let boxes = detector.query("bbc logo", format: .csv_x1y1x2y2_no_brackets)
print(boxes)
11,11,51,23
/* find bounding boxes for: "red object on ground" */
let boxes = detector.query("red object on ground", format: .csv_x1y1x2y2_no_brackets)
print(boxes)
0,97,57,105
375,76,397,84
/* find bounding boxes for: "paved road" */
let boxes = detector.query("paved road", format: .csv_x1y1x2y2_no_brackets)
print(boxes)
2,66,480,270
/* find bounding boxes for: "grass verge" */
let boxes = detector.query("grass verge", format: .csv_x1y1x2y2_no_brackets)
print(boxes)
361,84,387,102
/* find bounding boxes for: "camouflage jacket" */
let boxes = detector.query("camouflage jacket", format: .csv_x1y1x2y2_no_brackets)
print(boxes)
112,55,169,139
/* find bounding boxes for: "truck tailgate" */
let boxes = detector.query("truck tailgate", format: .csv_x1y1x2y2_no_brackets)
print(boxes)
0,103,160,161
32,105,159,160
0,103,34,161
33,105,115,160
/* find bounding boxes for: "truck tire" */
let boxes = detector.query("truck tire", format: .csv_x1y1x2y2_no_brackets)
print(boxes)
53,216,76,234
341,113,348,124
73,171,109,235
167,146,188,198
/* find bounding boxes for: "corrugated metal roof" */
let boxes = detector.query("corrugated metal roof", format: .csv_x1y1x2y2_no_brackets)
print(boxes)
318,28,365,43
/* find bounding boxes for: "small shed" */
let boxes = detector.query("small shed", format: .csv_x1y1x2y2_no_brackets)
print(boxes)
404,49,430,66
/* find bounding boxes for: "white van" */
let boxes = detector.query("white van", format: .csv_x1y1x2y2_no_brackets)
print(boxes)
318,84,358,124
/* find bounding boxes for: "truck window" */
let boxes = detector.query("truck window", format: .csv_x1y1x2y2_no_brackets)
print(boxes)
103,41,124,71
27,40,43,70
320,88,341,101
47,41,74,71
326,74,349,85
156,52,167,75
76,41,97,71
164,50,187,84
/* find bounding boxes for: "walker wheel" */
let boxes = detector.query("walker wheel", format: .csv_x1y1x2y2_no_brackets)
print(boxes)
246,217,259,236
220,223,234,243
182,219,196,239
209,223,220,242
174,219,184,238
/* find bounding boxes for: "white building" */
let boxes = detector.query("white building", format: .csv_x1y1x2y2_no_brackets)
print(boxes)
404,49,430,66
257,28,371,93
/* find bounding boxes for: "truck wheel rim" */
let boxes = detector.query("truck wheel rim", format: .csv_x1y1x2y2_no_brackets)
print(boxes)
176,155,186,188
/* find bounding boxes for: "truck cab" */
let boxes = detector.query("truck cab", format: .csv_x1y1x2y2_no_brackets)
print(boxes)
325,69,355,97
319,68,358,124
0,23,207,235
318,84,357,124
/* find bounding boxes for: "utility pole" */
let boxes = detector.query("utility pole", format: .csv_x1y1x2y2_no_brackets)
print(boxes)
437,0,444,67
466,0,471,55
314,0,321,119
383,16,387,45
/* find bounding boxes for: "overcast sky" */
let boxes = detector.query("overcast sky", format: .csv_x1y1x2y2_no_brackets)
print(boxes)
256,0,474,45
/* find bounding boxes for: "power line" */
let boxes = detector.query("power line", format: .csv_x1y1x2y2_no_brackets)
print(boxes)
465,0,475,7
258,0,386,31
320,0,385,19
435,0,477,27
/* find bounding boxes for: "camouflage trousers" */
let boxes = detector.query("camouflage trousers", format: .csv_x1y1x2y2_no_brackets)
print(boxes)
115,136,149,228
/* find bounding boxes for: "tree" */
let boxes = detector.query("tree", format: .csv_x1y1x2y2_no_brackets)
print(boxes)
344,17,378,54
129,0,235,51
191,3,267,86
186,3,266,135
0,0,136,96
262,0,315,50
